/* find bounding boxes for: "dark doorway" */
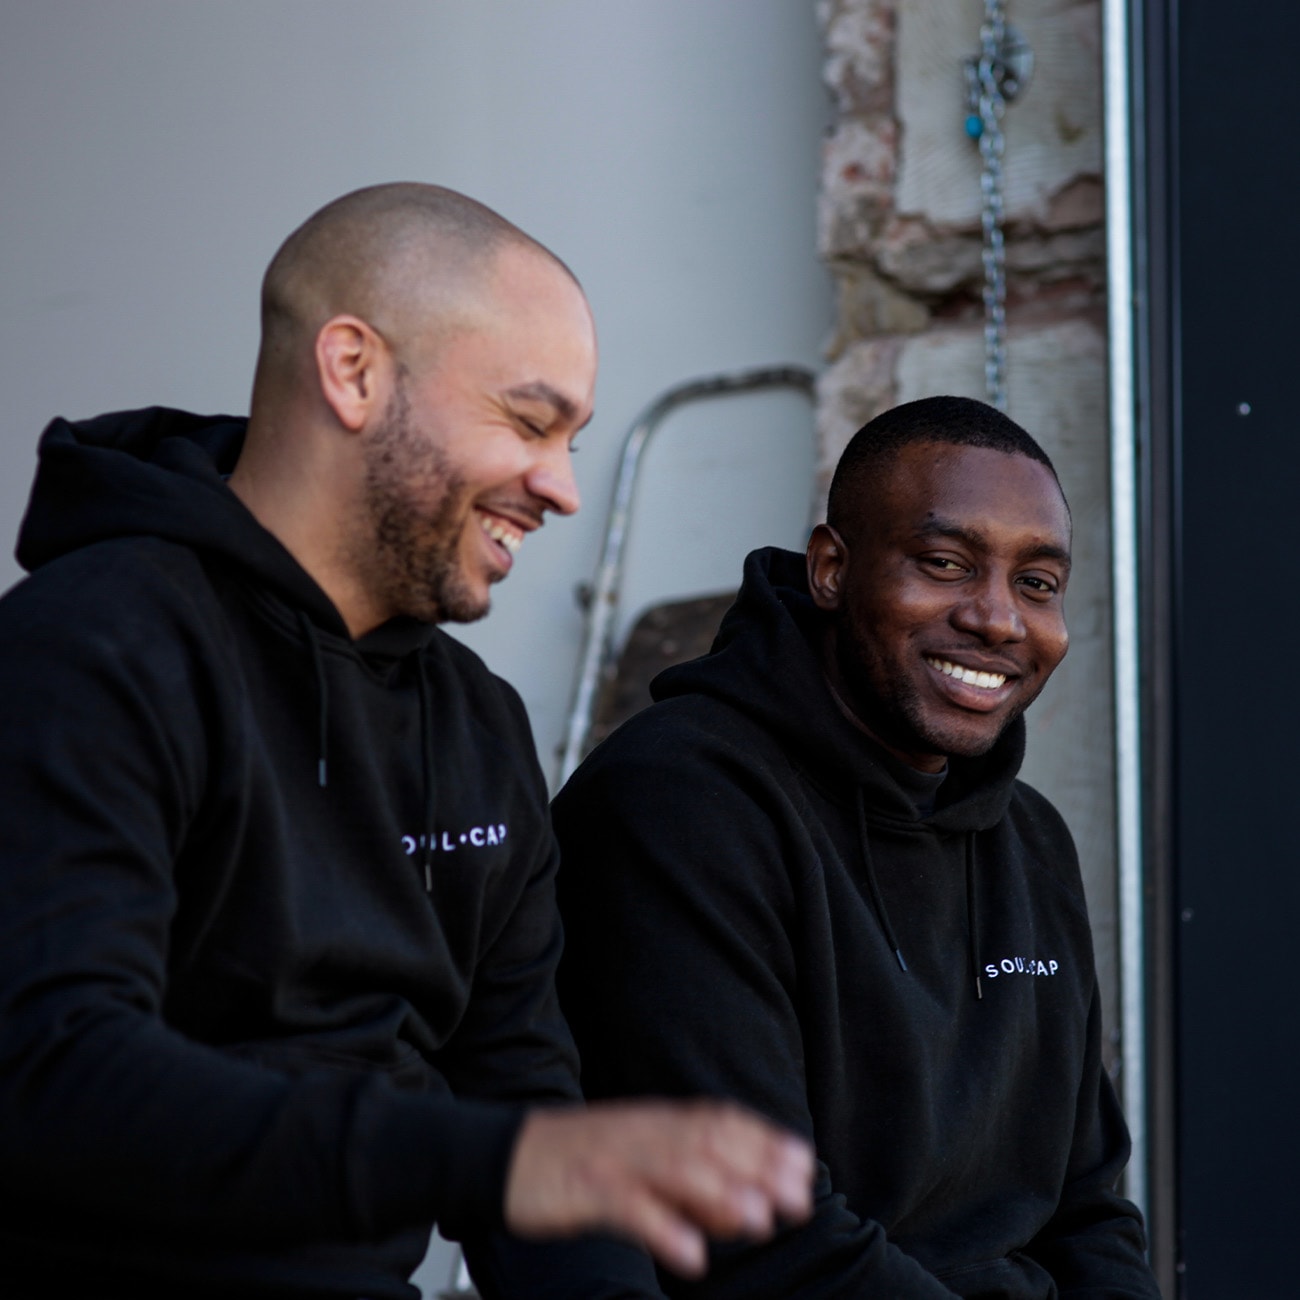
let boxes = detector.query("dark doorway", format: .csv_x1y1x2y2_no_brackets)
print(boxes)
1141,3,1300,1296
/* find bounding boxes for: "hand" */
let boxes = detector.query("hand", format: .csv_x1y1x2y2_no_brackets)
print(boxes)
504,1099,814,1277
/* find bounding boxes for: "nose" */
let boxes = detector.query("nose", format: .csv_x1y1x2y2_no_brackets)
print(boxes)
527,440,581,517
950,575,1026,644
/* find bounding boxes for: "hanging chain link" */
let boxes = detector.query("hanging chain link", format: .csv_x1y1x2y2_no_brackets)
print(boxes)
964,2,1031,412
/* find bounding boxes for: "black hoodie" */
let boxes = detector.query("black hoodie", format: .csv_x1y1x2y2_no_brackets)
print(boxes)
0,409,657,1299
554,548,1159,1298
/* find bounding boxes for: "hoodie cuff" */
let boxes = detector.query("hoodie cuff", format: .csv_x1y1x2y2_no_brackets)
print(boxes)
354,1088,527,1242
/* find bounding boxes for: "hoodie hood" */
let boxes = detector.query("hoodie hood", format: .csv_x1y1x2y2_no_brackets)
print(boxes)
650,546,1025,835
16,407,373,643
14,407,444,802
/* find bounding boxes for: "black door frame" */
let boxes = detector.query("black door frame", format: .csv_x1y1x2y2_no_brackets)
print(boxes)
1137,2,1300,1295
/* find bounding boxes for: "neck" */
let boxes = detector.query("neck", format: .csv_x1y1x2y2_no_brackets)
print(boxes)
228,413,379,639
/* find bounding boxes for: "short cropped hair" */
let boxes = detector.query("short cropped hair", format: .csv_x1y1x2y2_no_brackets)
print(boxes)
826,395,1060,535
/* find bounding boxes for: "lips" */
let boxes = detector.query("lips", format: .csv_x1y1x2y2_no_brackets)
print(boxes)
924,656,1007,691
922,654,1023,714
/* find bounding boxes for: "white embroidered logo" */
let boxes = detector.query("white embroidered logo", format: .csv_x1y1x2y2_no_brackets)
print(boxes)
401,823,508,855
984,956,1060,979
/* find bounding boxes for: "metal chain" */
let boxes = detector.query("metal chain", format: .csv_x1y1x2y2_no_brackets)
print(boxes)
964,0,1029,413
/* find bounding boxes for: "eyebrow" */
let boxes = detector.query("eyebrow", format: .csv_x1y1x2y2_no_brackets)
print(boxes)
915,517,1073,571
504,381,593,431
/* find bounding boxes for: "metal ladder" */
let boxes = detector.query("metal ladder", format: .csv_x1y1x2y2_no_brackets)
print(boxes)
556,363,817,787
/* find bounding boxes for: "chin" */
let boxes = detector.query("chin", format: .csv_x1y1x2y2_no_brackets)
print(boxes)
424,582,491,624
416,567,495,625
437,600,491,626
921,716,1013,760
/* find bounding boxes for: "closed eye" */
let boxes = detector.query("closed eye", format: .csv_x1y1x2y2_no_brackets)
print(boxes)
519,417,582,457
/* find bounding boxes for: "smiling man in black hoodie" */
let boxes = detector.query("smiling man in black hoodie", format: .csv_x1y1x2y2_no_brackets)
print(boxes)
554,396,1161,1298
0,183,813,1300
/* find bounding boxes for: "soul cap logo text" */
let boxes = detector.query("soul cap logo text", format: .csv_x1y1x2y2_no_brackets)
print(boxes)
402,822,508,856
984,955,1060,979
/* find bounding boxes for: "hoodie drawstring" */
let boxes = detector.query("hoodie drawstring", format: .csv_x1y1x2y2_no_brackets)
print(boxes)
416,661,436,892
854,789,907,972
298,613,437,892
854,789,984,1000
297,612,329,788
966,836,983,1001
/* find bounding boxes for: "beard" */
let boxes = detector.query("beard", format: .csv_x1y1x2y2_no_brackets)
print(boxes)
358,379,491,625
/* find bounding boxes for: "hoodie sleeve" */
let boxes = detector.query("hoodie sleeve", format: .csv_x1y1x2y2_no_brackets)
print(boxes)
553,729,963,1299
0,561,519,1248
429,745,667,1299
1022,990,1161,1297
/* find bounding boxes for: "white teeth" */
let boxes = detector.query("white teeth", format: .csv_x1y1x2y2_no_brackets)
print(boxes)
926,657,1006,690
480,516,522,554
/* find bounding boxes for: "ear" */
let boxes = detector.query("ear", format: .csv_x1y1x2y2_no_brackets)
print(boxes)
807,522,849,612
314,314,390,433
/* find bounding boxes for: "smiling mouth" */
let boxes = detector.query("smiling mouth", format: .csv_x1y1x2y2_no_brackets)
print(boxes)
925,657,1007,691
478,513,522,555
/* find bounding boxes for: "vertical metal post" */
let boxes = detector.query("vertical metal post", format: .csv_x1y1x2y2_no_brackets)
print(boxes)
1102,0,1148,1218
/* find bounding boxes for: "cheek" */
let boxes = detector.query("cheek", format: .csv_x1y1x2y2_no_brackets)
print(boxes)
879,593,950,648
848,610,924,678
1036,617,1070,670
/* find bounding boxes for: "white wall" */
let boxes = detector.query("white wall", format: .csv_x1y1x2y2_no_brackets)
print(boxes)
0,2,832,1291
0,0,831,787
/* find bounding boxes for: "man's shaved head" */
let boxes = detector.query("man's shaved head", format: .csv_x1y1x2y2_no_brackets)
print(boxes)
254,182,578,396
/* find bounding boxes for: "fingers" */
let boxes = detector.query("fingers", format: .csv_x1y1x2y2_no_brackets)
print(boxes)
503,1099,815,1277
644,1102,813,1242
685,1102,815,1227
608,1183,709,1278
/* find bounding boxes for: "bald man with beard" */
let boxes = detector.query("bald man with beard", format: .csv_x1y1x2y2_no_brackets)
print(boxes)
0,184,811,1300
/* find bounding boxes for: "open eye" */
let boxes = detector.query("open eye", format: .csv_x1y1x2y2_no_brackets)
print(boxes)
1017,573,1059,599
920,555,968,579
